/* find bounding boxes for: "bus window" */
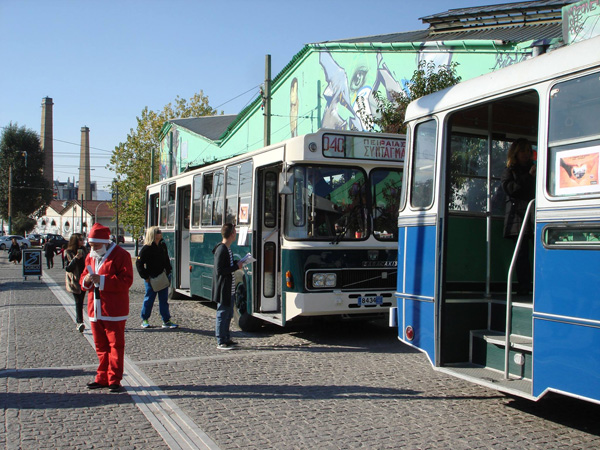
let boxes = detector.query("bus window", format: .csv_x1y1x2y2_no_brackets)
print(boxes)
226,166,240,224
548,72,600,197
167,183,176,227
410,120,436,209
264,172,277,228
160,184,168,227
192,174,202,227
239,161,252,225
182,188,191,230
212,169,224,225
201,174,213,226
371,168,402,240
285,165,367,240
149,193,159,226
543,225,600,248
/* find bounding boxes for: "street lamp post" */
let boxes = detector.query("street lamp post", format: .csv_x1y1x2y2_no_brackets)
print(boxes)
93,201,106,225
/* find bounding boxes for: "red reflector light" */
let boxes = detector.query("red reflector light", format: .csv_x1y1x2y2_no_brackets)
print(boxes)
286,270,293,288
405,326,414,341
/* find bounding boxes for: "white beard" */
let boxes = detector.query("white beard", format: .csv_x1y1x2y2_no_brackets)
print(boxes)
90,245,107,258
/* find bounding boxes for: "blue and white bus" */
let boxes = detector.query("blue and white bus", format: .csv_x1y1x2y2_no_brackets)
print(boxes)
393,36,600,403
147,129,405,330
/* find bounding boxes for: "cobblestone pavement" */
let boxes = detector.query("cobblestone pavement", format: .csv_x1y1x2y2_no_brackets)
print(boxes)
1,249,599,449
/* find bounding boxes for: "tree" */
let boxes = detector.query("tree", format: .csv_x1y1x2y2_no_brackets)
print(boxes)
108,91,218,239
358,61,462,134
0,123,53,231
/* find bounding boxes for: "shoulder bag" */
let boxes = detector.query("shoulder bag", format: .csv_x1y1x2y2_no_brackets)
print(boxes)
150,270,170,292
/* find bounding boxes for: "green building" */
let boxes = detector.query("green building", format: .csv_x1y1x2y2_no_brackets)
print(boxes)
159,0,575,180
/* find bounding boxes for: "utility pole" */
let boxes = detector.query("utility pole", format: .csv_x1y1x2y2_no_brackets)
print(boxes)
8,166,12,234
115,182,119,245
264,54,271,147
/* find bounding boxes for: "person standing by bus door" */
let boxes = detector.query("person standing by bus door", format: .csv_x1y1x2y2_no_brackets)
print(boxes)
501,138,536,296
81,223,133,393
212,223,243,350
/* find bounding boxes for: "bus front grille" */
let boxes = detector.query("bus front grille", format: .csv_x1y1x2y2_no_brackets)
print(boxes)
338,269,397,291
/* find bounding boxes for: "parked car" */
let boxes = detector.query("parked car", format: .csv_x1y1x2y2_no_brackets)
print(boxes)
44,233,68,248
0,235,31,250
27,233,43,246
110,234,125,244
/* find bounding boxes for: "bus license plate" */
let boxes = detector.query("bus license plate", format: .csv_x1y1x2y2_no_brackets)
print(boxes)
358,296,383,306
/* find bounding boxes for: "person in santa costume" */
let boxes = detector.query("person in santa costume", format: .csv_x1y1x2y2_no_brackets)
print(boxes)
81,223,133,393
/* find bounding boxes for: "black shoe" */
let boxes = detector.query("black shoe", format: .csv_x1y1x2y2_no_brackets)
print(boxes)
108,384,123,393
225,340,238,346
87,381,108,390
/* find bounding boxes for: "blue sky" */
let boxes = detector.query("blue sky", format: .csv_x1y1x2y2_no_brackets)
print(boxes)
1,0,510,191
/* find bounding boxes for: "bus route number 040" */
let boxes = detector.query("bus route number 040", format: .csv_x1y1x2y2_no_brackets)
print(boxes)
323,135,345,154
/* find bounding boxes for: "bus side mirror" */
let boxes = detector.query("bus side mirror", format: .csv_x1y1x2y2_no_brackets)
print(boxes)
279,172,294,195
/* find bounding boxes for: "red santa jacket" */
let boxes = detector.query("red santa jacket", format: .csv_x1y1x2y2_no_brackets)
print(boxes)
80,243,134,322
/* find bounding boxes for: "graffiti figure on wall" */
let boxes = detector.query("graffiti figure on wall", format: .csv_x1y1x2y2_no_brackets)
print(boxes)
319,51,403,131
290,77,299,137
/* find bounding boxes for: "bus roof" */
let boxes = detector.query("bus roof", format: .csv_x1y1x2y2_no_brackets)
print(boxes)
405,35,600,122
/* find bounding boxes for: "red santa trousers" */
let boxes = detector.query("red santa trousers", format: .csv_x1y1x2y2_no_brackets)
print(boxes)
90,319,126,385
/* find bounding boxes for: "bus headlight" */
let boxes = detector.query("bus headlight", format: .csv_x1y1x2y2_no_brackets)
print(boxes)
312,273,337,288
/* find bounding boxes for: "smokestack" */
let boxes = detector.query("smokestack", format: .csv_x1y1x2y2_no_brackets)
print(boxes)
78,126,91,201
40,97,54,187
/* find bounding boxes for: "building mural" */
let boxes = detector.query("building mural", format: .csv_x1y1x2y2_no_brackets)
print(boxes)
159,2,573,179
563,0,600,43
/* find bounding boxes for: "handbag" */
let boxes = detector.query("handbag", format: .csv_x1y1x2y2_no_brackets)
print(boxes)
150,270,170,292
65,272,81,294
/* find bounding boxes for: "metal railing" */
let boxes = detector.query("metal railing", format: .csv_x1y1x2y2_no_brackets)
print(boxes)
504,199,535,380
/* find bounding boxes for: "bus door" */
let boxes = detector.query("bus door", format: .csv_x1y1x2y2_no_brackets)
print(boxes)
441,91,539,367
175,185,191,292
256,165,282,313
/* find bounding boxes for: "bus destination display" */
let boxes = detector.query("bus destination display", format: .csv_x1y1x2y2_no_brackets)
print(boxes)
322,134,405,162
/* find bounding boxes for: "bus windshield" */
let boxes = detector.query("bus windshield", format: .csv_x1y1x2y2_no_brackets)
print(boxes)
284,165,401,241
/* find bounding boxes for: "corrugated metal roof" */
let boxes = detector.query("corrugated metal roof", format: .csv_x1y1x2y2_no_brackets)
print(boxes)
421,0,576,21
320,22,562,45
170,115,237,141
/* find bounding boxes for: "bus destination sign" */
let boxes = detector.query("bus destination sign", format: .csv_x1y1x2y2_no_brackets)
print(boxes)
322,134,405,162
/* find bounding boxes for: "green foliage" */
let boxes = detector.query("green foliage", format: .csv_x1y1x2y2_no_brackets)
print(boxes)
108,91,218,237
0,123,53,222
359,61,462,134
11,212,37,235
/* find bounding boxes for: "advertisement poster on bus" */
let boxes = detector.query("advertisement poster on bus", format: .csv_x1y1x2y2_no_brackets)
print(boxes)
554,146,600,195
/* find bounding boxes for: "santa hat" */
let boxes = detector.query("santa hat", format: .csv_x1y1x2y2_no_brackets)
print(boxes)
88,223,111,243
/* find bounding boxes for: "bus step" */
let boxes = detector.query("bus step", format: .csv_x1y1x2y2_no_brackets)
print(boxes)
470,329,532,379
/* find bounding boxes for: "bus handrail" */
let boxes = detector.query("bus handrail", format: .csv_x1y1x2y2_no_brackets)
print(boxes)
504,199,535,380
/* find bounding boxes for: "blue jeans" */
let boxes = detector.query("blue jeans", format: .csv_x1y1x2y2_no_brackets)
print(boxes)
215,295,235,345
141,279,171,322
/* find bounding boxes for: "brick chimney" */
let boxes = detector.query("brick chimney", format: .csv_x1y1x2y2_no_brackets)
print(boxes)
78,126,91,201
40,97,54,187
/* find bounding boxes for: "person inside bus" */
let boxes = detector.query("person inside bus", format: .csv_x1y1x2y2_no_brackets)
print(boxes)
501,138,536,296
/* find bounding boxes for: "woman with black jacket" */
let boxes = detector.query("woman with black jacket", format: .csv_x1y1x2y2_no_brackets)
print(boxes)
136,226,178,329
65,233,87,332
501,138,536,296
8,238,22,264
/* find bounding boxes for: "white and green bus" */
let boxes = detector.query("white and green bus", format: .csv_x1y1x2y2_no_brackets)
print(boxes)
146,129,405,330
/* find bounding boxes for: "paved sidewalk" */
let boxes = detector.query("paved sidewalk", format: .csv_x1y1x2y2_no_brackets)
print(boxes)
1,253,600,450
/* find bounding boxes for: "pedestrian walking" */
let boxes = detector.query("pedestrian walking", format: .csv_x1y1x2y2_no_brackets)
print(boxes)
43,239,57,269
65,233,87,332
212,223,242,350
59,243,67,268
81,223,133,393
8,238,22,264
135,226,178,329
